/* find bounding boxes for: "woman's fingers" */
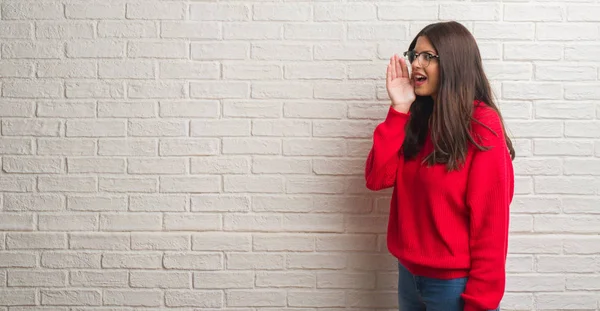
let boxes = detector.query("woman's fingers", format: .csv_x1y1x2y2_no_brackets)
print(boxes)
400,57,409,79
390,55,397,80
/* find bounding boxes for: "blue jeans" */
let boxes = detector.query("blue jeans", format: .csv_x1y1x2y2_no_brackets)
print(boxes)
398,262,500,311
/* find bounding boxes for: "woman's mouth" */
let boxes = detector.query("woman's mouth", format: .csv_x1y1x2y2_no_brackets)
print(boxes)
413,74,428,87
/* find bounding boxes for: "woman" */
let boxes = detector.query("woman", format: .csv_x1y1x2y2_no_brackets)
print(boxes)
364,21,515,311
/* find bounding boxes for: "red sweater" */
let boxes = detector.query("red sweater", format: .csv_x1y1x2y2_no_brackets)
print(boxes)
365,102,514,311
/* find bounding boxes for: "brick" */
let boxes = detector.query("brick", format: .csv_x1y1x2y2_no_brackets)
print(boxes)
503,82,562,100
2,3,63,20
224,63,281,80
253,234,315,252
567,276,600,290
505,121,562,138
565,84,600,100
164,213,221,231
504,4,563,21
129,120,187,137
66,3,125,19
162,22,220,39
191,120,250,137
348,24,406,40
223,138,280,155
285,63,344,80
317,272,376,289
38,139,96,156
0,176,35,192
506,255,534,273
102,252,162,269
256,272,315,288
536,293,597,309
69,233,129,250
6,232,67,249
70,271,128,287
190,4,249,21
0,138,33,155
2,119,60,136
535,64,596,81
227,253,284,270
484,62,532,80
506,275,564,292
99,139,157,156
98,21,157,38
103,290,162,306
38,176,97,192
130,271,190,288
0,252,37,268
226,23,282,40
284,102,346,119
8,270,66,287
316,235,377,251
224,176,283,193
346,291,396,308
474,22,534,40
282,214,345,233
193,42,249,60
537,23,598,40
223,101,283,119
513,157,561,175
224,214,281,232
99,177,157,192
534,140,593,156
510,196,561,214
252,120,311,137
130,195,187,212
0,22,32,39
562,197,600,214
251,43,311,60
345,215,388,233
535,177,596,195
131,233,189,251
504,43,563,61
252,82,312,99
3,81,63,99
126,3,185,20
254,4,311,21
565,44,600,61
314,83,375,100
36,22,94,39
66,81,124,99
41,290,101,306
100,213,162,231
537,255,598,273
534,101,595,119
191,82,249,99
128,41,188,59
191,157,249,174
37,101,96,117
67,120,126,137
99,61,154,79
67,195,127,212
160,176,220,193
2,157,62,174
2,42,62,59
316,4,376,21
4,194,64,212
67,41,125,58
568,5,600,21
41,251,100,268
192,233,250,251
227,290,286,307
535,215,600,233
0,289,36,306
165,290,222,308
0,61,33,79
252,157,311,174
160,101,219,118
39,214,98,231
191,195,252,214
67,157,124,174
564,159,600,175
159,138,219,156
440,3,500,20
163,253,222,270
288,253,347,270
0,213,34,231
508,236,562,254
194,271,253,289
283,139,346,156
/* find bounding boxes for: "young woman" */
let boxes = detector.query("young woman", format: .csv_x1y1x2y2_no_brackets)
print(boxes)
364,21,515,311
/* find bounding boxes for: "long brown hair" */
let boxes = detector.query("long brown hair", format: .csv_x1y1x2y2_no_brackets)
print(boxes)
401,21,515,171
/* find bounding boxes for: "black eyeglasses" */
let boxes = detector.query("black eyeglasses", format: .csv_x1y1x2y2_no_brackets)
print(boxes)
403,50,439,68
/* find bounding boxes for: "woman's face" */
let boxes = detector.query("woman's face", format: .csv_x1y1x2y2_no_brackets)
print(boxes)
409,36,440,100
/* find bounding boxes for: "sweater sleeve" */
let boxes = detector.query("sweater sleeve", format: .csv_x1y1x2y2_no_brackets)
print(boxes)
461,108,514,311
364,106,410,191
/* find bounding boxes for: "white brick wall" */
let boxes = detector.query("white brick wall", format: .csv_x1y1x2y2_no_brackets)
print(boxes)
0,0,599,310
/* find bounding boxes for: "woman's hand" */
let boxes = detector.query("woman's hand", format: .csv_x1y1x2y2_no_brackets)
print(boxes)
386,54,415,114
